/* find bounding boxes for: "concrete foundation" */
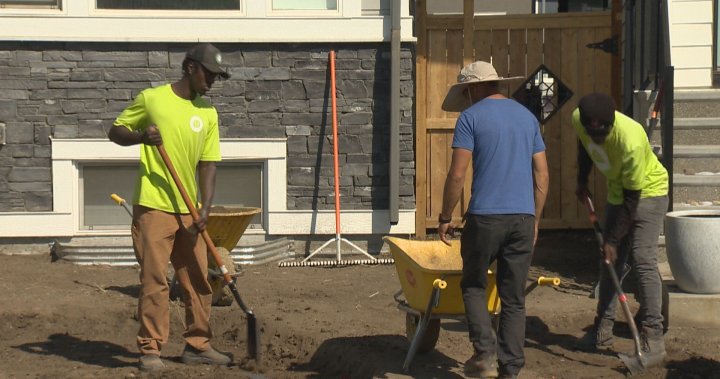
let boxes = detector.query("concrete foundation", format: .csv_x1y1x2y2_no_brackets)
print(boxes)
660,262,720,329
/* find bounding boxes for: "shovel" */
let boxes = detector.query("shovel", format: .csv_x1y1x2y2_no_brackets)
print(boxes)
156,144,261,362
582,195,663,375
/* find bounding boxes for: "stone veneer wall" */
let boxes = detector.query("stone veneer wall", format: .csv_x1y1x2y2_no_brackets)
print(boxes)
0,42,415,212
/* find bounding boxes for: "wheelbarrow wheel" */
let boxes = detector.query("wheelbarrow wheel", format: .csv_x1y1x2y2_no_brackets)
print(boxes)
167,247,236,306
208,247,236,307
405,313,441,354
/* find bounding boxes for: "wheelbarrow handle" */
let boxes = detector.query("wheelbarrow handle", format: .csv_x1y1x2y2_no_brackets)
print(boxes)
110,193,133,218
524,276,561,295
537,276,561,286
432,279,447,290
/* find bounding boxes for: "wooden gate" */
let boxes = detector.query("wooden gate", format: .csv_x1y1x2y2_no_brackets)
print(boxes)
415,3,615,236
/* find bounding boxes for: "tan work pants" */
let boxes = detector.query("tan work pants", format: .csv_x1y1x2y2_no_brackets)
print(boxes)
132,205,213,356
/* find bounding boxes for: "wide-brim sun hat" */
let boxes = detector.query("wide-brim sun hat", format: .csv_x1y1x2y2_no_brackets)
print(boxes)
441,61,523,112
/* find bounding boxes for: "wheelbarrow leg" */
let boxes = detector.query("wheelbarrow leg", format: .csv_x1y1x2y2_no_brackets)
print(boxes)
402,279,445,373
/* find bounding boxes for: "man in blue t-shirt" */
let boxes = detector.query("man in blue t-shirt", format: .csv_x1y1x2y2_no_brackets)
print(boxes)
438,61,549,379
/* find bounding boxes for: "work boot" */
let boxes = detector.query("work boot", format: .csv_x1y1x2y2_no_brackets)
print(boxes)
181,345,233,366
640,326,667,358
463,353,498,378
575,317,614,351
138,354,165,372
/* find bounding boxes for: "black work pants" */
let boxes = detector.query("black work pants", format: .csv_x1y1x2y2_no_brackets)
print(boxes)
461,214,535,376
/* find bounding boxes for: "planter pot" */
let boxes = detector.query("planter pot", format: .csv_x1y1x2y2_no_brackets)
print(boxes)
665,210,720,294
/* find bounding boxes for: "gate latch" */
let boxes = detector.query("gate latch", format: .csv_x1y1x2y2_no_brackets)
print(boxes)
586,35,618,55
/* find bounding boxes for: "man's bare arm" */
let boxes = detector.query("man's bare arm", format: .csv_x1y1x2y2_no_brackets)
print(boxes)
532,151,549,244
439,148,471,245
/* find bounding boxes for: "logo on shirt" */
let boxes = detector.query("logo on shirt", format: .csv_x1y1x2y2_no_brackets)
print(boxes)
587,141,610,173
189,116,204,132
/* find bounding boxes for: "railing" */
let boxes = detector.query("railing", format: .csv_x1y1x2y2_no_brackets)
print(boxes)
660,66,674,212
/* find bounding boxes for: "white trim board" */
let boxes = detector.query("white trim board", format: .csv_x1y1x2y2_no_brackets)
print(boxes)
0,0,416,43
0,138,416,237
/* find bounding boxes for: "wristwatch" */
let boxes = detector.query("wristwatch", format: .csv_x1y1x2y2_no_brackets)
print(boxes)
438,214,452,224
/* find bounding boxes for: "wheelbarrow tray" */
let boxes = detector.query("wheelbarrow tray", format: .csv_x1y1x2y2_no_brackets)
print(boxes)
383,237,498,316
207,206,261,251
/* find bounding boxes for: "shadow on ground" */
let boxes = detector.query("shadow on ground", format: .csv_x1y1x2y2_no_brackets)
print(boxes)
289,334,463,379
665,357,720,378
14,333,136,368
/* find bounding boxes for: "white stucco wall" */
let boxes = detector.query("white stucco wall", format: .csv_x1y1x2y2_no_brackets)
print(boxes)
668,0,714,87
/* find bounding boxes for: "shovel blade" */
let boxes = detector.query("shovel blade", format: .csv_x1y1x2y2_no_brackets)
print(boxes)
619,351,665,376
247,314,261,362
619,352,645,376
228,282,261,362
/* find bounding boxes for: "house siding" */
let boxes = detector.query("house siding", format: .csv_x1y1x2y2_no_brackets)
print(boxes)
0,42,415,213
668,0,714,87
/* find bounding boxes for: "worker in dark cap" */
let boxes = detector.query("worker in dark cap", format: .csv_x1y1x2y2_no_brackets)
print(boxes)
572,93,668,367
108,43,231,371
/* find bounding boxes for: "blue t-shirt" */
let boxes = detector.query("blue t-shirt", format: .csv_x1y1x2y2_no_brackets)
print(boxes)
452,97,545,216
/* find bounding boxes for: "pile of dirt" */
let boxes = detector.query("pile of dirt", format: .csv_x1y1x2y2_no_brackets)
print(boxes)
0,230,718,378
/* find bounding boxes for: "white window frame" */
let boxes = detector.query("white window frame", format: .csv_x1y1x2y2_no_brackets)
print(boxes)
267,0,341,17
0,0,416,43
0,0,64,15
48,138,286,237
89,0,245,18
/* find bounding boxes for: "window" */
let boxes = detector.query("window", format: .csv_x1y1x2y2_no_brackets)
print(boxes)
214,162,264,228
80,161,264,230
81,163,136,230
0,0,60,9
96,0,241,10
272,0,337,11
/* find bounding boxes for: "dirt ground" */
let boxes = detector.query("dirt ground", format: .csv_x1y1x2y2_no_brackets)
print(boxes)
1,230,718,379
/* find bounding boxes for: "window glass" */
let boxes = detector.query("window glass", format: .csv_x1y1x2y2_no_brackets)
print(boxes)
213,162,263,228
96,0,241,10
81,162,263,230
0,0,61,9
273,0,337,11
81,164,137,230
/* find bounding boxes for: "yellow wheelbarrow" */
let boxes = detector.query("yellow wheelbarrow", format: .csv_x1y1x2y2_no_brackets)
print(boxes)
110,194,261,305
383,237,560,373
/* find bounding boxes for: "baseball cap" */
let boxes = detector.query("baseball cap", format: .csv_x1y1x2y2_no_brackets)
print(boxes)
578,93,616,136
185,43,230,79
442,61,523,112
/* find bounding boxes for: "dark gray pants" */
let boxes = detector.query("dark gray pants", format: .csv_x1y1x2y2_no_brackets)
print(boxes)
597,195,668,331
460,214,535,376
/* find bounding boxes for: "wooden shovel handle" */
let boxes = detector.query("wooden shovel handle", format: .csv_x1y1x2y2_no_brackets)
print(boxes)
156,145,233,285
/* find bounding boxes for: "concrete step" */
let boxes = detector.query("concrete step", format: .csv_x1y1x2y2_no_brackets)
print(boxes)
668,145,720,175
654,145,720,174
674,117,720,129
673,172,720,186
673,89,720,118
672,184,720,204
650,128,720,146
672,202,720,211
673,172,720,204
671,145,720,158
